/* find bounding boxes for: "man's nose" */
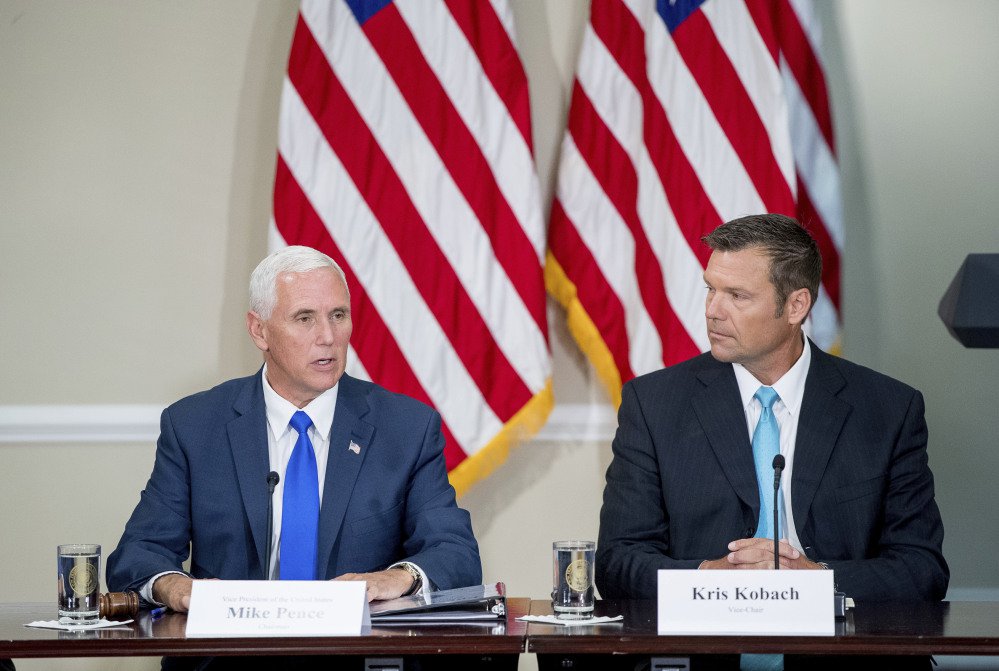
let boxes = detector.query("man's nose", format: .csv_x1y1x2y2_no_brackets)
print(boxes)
705,293,723,320
316,319,336,344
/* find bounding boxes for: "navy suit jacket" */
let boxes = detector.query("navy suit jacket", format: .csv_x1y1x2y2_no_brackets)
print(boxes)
596,342,948,601
107,372,481,593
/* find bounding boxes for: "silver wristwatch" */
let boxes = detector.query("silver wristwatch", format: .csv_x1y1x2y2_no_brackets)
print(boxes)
398,562,422,596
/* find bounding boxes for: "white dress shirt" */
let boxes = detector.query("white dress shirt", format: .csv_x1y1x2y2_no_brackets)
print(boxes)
731,339,811,553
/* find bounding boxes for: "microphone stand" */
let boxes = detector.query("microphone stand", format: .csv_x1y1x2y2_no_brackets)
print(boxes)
772,455,785,570
265,471,280,580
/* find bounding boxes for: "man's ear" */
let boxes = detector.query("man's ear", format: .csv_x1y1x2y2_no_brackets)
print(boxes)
786,287,812,326
246,311,269,353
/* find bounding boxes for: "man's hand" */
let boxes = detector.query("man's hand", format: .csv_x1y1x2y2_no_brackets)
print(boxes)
152,574,194,613
699,538,824,570
334,568,415,602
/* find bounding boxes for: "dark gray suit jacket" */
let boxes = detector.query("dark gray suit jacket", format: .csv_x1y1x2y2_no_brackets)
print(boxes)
596,342,948,601
107,372,480,593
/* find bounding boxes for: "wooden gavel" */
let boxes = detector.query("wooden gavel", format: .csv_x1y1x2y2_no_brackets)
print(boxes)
98,591,140,619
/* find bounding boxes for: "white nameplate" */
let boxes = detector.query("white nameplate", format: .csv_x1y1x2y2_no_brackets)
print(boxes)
658,570,834,636
186,580,370,638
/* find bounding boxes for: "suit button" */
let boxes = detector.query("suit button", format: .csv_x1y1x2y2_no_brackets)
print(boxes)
746,527,755,537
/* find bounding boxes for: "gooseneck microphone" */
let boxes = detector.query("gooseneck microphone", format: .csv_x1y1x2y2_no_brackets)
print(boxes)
265,471,280,580
772,455,785,570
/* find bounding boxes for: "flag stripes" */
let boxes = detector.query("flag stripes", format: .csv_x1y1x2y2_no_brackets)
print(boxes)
548,0,842,402
272,156,467,468
273,0,552,494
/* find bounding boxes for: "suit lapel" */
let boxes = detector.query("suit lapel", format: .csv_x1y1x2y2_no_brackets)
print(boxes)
317,374,374,576
792,344,850,541
227,372,271,578
692,362,760,513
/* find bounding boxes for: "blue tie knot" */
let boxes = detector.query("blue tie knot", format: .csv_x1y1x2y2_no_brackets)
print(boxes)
754,386,779,411
290,410,313,435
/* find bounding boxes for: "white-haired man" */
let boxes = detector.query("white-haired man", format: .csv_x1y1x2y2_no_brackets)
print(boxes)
108,246,480,617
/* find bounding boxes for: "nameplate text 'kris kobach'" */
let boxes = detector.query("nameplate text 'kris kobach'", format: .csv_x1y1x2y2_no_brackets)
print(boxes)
658,569,834,636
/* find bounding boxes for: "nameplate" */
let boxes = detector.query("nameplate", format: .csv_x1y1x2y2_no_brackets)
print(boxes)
657,570,834,636
186,580,370,637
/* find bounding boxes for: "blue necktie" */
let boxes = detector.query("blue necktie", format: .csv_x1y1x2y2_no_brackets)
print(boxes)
752,386,782,541
745,388,785,671
280,411,319,580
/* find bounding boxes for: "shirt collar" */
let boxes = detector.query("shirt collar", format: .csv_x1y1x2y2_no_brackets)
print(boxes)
261,363,338,442
732,336,812,416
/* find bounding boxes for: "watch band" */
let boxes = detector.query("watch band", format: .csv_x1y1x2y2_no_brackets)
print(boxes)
398,562,422,596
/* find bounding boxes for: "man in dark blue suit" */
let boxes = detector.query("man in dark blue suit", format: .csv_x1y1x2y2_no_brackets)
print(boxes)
108,246,480,614
597,215,947,669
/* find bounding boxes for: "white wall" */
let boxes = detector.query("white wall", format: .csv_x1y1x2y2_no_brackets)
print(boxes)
826,0,999,592
2,1,998,669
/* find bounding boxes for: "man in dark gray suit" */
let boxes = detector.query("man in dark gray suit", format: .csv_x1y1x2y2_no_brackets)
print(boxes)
596,214,947,668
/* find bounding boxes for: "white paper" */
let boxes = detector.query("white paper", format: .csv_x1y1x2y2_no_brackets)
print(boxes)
25,618,133,631
517,614,623,627
185,580,370,638
658,569,834,636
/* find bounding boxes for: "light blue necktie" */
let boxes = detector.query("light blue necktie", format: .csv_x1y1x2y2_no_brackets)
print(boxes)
751,386,782,540
280,411,319,580
744,387,785,671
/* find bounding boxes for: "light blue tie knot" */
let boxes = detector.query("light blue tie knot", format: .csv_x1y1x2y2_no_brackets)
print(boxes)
289,410,313,435
281,410,319,580
754,386,779,412
751,386,782,541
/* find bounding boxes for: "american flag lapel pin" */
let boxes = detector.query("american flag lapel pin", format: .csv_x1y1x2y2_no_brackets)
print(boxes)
348,440,361,455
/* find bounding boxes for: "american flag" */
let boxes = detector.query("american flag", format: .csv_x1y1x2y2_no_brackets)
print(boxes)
547,0,842,404
271,0,552,495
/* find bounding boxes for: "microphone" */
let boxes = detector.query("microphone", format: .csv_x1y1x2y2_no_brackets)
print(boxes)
264,471,280,580
772,455,785,570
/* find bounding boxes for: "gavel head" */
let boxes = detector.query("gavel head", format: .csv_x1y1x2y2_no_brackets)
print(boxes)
99,591,140,619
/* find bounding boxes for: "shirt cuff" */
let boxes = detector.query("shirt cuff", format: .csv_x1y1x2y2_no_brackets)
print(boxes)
140,571,190,606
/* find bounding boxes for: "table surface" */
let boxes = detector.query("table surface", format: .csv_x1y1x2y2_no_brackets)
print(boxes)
5,598,999,658
526,599,999,656
0,598,530,658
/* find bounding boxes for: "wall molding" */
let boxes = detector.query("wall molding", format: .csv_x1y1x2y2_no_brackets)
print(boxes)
0,403,618,444
945,587,999,601
0,405,166,443
534,403,617,442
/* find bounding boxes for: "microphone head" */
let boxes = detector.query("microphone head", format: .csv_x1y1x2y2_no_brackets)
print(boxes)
772,454,785,470
266,471,280,487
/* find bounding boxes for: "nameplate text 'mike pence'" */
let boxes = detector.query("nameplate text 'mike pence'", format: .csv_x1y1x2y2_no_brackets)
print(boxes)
186,580,370,637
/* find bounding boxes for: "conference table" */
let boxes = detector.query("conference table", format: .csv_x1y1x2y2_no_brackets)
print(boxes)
0,599,530,669
3,598,999,669
526,599,999,670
